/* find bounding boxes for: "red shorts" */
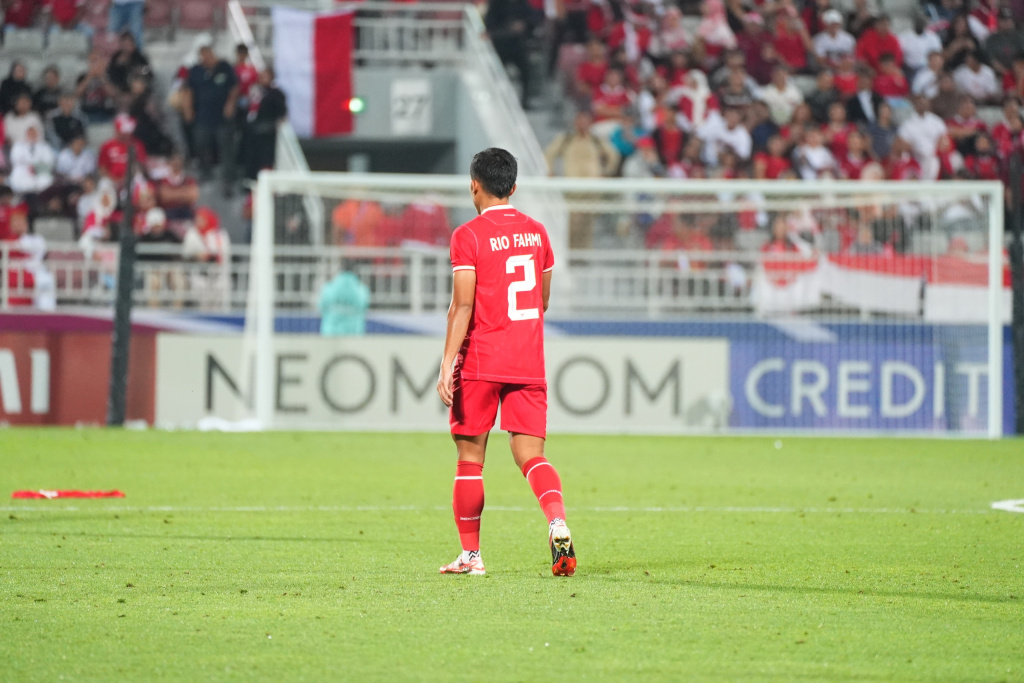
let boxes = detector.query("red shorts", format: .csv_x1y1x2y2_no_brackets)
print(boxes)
449,379,547,438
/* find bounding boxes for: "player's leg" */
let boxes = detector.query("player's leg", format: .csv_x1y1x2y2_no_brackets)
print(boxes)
502,384,576,577
440,380,500,575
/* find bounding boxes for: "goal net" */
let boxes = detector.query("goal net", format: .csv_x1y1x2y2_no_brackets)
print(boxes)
223,172,1007,437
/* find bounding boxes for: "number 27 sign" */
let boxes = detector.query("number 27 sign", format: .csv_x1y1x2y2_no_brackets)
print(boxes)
390,79,433,136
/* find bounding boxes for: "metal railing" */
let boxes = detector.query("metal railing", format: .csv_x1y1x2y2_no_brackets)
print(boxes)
4,240,973,317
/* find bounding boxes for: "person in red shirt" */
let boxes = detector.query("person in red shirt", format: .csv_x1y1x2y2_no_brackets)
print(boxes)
772,9,814,73
591,68,633,122
991,97,1022,158
964,133,1002,180
574,39,608,99
839,129,872,179
651,110,685,165
884,138,923,179
98,113,147,187
3,0,38,29
822,101,854,158
436,148,574,578
42,0,87,34
833,53,859,96
946,96,987,154
873,53,909,97
855,15,903,71
157,152,199,222
754,135,794,179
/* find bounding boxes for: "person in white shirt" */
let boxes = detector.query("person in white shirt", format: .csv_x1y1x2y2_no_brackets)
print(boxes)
897,95,948,179
912,51,945,97
793,128,837,179
953,51,1000,102
9,125,56,194
812,10,856,67
55,135,96,183
4,93,45,146
758,64,804,125
697,106,751,166
899,16,943,76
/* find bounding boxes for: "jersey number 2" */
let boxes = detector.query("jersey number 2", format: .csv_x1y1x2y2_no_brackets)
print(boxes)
506,255,539,321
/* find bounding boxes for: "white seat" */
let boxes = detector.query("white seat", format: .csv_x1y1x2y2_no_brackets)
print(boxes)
46,30,90,57
2,29,46,55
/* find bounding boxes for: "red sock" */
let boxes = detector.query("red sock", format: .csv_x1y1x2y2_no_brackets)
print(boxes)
521,457,566,523
452,461,484,552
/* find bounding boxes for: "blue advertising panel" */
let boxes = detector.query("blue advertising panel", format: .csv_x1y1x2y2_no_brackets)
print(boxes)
730,338,994,433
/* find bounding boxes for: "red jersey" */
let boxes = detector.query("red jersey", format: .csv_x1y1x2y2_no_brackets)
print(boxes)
576,61,608,92
450,205,554,384
98,138,147,184
44,0,82,25
4,0,37,28
873,72,908,97
834,71,858,96
839,153,869,179
754,153,792,179
235,61,259,98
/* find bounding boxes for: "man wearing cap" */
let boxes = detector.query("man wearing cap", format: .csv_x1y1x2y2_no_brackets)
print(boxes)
98,113,147,187
813,10,856,67
898,16,943,77
183,40,239,196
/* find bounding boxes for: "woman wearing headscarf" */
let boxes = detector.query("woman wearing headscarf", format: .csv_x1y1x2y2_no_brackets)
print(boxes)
670,70,720,133
695,0,737,65
0,62,33,116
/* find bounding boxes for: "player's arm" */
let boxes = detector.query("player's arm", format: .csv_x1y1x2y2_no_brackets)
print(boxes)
437,270,476,407
542,270,552,313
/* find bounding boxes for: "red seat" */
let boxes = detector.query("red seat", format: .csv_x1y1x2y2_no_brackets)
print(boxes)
178,0,226,31
144,0,173,29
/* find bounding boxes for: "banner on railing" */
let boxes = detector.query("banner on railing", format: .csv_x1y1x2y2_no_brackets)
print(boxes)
754,254,1012,322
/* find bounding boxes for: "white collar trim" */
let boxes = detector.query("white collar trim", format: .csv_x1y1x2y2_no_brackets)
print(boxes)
481,204,513,215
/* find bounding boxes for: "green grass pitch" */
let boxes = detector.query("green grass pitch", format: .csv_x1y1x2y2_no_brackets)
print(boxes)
1,430,1022,681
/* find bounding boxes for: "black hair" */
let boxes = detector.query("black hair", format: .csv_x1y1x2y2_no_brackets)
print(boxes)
470,148,517,199
0,185,13,199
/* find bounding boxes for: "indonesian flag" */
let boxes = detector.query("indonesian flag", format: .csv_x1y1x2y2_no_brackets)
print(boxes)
755,254,1012,322
272,7,354,137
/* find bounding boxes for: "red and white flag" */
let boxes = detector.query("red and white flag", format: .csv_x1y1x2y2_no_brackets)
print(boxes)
272,7,354,138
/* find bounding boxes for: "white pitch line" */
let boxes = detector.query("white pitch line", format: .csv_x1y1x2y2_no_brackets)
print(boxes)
0,504,993,515
991,499,1024,514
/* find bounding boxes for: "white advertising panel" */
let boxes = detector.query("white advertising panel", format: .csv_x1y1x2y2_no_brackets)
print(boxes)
156,335,730,433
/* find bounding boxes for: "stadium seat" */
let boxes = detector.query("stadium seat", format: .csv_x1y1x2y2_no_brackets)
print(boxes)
3,29,46,55
178,0,226,31
145,0,175,41
57,57,84,87
47,30,91,57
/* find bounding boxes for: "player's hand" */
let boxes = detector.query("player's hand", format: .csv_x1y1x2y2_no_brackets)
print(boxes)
437,365,454,407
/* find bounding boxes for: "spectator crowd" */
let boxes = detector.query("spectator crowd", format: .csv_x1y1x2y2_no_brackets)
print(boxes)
550,0,1024,183
0,3,290,306
540,0,1022,250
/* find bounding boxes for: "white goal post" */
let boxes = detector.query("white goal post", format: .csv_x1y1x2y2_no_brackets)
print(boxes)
248,170,1005,438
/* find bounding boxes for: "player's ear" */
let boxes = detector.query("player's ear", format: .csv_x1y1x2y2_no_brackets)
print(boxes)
508,183,517,198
